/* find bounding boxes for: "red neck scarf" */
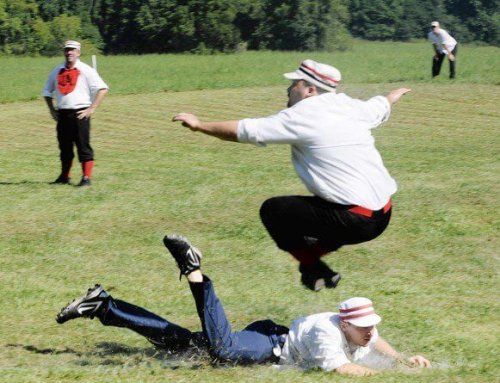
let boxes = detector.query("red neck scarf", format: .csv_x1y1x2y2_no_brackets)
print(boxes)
57,67,80,95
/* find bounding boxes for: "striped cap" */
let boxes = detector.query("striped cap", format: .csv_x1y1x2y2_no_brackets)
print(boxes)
338,297,381,327
284,59,341,92
64,40,81,50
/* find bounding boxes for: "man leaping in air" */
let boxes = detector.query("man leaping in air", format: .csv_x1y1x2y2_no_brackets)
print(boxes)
172,59,411,291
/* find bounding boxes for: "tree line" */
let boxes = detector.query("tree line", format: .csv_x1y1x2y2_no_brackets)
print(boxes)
1,0,498,56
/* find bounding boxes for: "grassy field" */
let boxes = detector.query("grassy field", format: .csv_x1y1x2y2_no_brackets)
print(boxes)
0,40,499,103
0,43,499,382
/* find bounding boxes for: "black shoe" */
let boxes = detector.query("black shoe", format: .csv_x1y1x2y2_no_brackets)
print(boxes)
163,234,202,279
299,260,341,292
77,177,91,187
56,284,109,324
50,176,71,185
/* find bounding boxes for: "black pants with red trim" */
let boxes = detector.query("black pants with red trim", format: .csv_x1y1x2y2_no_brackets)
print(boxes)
56,109,94,163
259,196,391,263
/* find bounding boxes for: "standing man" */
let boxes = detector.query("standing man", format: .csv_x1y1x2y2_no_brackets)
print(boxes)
42,40,109,187
428,21,458,79
172,59,411,291
56,234,431,375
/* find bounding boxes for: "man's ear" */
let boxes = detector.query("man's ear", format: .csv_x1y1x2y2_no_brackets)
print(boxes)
306,85,318,97
340,320,350,332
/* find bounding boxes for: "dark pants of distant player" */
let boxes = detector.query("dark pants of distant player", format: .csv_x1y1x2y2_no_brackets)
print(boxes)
97,276,288,364
432,45,458,79
57,108,94,164
259,196,392,265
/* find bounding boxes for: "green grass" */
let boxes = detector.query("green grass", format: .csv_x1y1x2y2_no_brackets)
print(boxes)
0,42,499,382
1,40,499,103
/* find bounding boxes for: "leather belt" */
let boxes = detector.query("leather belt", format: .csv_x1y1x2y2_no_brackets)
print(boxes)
348,199,392,218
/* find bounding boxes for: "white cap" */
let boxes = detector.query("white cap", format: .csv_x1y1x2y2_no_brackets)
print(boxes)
338,297,381,327
431,21,440,27
64,40,81,50
284,59,341,92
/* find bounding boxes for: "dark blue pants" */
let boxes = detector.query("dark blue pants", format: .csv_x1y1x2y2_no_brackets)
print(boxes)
99,276,288,364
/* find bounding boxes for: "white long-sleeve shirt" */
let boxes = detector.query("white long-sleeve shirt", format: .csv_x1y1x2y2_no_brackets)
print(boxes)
280,312,378,371
237,92,397,210
42,59,108,109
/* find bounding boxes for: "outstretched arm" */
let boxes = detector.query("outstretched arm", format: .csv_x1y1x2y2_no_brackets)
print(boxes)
172,112,239,142
375,337,431,368
386,88,411,106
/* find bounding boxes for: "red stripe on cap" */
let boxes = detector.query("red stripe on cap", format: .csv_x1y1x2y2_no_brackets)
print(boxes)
340,310,376,320
301,63,340,84
339,303,373,313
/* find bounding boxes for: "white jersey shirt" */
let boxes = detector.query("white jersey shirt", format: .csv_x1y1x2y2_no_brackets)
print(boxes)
237,92,397,210
42,59,108,109
280,312,378,371
428,29,457,53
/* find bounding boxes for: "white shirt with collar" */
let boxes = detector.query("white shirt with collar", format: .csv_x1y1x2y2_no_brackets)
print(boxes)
42,59,108,109
428,29,457,53
279,312,378,371
237,92,397,210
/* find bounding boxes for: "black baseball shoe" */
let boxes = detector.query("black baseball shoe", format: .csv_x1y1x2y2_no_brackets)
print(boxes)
163,234,202,279
77,177,91,187
56,284,109,324
299,260,341,292
50,175,71,185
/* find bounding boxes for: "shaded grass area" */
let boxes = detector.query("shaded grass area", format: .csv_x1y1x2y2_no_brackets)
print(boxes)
1,40,499,104
0,82,498,382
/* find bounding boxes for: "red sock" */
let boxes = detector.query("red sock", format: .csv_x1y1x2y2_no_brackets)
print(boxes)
81,160,94,179
61,160,73,179
289,243,328,266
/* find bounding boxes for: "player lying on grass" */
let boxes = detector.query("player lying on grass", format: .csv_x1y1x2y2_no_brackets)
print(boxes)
172,59,411,292
56,235,430,375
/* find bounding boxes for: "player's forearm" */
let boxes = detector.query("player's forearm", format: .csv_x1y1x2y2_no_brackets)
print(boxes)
90,89,108,111
196,120,239,142
44,96,56,111
335,362,379,376
375,337,401,359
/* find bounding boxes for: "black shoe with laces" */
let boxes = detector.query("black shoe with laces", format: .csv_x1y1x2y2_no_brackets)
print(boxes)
299,260,341,292
163,234,202,279
77,177,91,187
56,284,109,324
50,176,71,185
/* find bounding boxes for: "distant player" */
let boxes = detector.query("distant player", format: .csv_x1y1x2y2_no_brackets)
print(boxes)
56,234,431,375
428,21,458,79
172,59,411,291
42,40,108,187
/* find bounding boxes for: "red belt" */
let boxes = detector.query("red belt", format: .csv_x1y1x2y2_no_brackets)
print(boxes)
348,199,392,218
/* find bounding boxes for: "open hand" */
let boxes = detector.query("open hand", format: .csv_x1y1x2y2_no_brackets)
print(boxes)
77,107,95,120
386,88,412,106
172,113,201,131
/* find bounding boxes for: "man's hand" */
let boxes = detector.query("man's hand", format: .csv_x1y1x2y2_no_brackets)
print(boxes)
407,355,431,368
448,53,455,61
386,88,412,106
77,107,95,120
172,113,202,131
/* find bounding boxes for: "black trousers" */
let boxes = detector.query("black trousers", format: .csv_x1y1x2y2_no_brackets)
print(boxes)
259,196,391,258
56,109,94,163
432,45,458,79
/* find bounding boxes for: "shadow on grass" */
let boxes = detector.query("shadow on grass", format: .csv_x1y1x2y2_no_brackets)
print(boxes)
7,341,208,370
0,181,53,185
